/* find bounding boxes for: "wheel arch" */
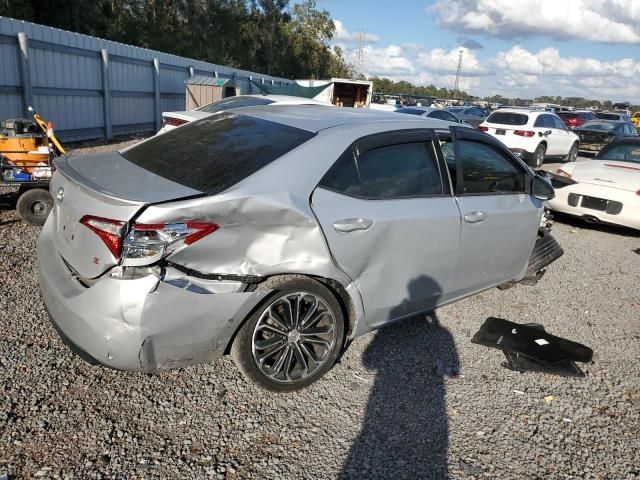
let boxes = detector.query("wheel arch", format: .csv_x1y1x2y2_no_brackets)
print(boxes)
223,273,362,355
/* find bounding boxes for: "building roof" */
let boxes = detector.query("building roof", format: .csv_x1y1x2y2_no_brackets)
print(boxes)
185,75,235,87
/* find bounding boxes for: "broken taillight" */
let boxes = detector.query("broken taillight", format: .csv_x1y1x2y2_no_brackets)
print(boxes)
162,116,188,128
555,168,573,179
80,216,126,259
121,221,219,265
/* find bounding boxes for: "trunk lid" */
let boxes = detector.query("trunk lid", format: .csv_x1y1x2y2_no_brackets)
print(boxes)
570,160,640,191
51,152,202,279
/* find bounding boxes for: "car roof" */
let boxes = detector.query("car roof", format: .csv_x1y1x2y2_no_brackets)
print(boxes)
231,104,458,133
490,108,548,116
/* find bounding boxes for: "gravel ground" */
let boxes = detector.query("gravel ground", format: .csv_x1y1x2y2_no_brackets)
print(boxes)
1,141,639,479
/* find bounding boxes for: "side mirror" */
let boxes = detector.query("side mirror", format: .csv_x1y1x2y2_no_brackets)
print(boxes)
531,174,555,201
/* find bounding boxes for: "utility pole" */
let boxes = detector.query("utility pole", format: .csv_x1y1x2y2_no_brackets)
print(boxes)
454,49,463,98
356,30,366,73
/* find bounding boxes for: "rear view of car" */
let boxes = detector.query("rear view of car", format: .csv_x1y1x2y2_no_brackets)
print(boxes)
479,109,579,168
557,111,595,129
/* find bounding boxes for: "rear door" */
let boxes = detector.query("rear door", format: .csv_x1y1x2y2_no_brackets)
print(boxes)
311,130,461,328
550,115,575,154
447,127,540,298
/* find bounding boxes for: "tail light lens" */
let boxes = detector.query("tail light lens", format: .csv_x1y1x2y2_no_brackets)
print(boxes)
478,126,489,132
121,221,219,266
80,216,126,259
162,116,188,128
555,168,572,179
514,130,535,137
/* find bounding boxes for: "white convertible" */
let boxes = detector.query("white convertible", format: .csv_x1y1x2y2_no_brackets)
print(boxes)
548,139,640,230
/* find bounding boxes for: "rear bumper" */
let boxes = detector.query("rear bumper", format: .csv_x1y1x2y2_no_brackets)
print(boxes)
547,183,640,230
37,218,268,371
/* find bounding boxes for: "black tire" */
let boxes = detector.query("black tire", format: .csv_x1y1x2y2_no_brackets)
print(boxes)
564,142,578,163
530,143,546,168
231,275,345,392
16,188,53,226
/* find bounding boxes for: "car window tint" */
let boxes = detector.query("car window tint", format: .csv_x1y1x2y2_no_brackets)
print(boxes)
319,150,361,196
430,110,458,122
534,115,553,128
599,144,640,163
199,97,273,113
396,108,425,116
486,112,528,125
458,140,527,195
121,113,315,194
552,116,566,130
357,142,442,198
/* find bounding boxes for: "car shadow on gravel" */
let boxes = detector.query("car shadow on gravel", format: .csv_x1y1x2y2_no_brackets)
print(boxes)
341,276,459,480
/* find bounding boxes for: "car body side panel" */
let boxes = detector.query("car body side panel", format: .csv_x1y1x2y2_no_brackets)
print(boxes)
450,194,542,297
311,188,462,328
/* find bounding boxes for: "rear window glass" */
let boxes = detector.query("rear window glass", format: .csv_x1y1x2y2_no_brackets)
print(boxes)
396,108,424,115
579,122,617,131
486,112,528,125
198,96,273,113
121,114,315,194
596,113,620,120
599,144,640,163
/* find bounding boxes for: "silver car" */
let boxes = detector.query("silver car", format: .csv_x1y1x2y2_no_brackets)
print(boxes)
38,106,556,391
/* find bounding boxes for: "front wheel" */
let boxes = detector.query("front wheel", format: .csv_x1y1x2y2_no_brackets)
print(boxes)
564,142,578,163
16,188,53,226
530,143,546,169
231,276,345,391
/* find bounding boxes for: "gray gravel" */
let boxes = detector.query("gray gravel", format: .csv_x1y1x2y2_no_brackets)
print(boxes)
1,141,639,479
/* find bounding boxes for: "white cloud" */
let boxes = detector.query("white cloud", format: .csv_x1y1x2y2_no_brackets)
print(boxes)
333,20,379,43
332,20,640,101
429,0,640,44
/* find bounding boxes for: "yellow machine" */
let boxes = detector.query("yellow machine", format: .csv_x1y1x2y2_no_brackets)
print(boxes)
631,112,640,129
0,107,65,225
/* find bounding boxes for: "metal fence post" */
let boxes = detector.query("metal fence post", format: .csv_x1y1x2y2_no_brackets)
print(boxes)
101,49,113,140
153,58,160,133
17,32,32,117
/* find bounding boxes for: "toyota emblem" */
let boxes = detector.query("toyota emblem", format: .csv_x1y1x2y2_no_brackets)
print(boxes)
56,187,64,203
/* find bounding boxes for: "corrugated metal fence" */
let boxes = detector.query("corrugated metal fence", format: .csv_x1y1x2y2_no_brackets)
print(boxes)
0,16,293,142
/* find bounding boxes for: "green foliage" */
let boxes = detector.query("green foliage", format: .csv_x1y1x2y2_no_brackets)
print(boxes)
0,0,355,79
370,77,468,100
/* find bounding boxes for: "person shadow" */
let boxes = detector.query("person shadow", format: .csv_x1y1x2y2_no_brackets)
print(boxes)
341,275,459,480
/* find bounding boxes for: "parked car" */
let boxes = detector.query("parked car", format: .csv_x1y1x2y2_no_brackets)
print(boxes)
596,112,630,122
478,109,579,168
157,94,327,134
445,106,487,127
395,106,465,124
574,120,639,154
557,110,597,129
38,106,558,391
547,138,640,230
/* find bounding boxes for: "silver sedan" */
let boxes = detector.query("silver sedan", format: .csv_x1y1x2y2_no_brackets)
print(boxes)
38,106,556,391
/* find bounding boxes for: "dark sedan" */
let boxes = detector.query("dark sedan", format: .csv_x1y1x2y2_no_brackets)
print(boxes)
445,106,487,127
395,106,463,123
574,120,639,153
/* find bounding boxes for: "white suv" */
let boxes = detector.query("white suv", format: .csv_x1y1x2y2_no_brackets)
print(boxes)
479,109,579,168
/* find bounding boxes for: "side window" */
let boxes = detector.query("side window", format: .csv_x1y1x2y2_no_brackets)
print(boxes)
319,150,361,196
430,110,458,122
357,142,443,198
552,116,566,130
457,140,527,195
534,115,553,128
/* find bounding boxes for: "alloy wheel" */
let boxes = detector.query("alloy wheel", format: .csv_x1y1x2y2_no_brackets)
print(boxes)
251,292,337,384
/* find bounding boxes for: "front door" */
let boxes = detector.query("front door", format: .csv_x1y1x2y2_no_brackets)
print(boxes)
447,128,542,299
311,131,461,328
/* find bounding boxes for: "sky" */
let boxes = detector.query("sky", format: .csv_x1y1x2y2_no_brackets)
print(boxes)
318,0,640,102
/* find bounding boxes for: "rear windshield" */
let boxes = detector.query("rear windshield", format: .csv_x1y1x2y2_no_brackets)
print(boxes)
121,114,315,194
578,122,617,131
599,144,640,163
557,113,577,119
596,113,620,120
198,96,274,113
396,108,425,115
486,112,528,126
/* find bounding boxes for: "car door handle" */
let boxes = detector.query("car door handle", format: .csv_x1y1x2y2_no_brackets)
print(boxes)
333,218,373,233
463,211,487,223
